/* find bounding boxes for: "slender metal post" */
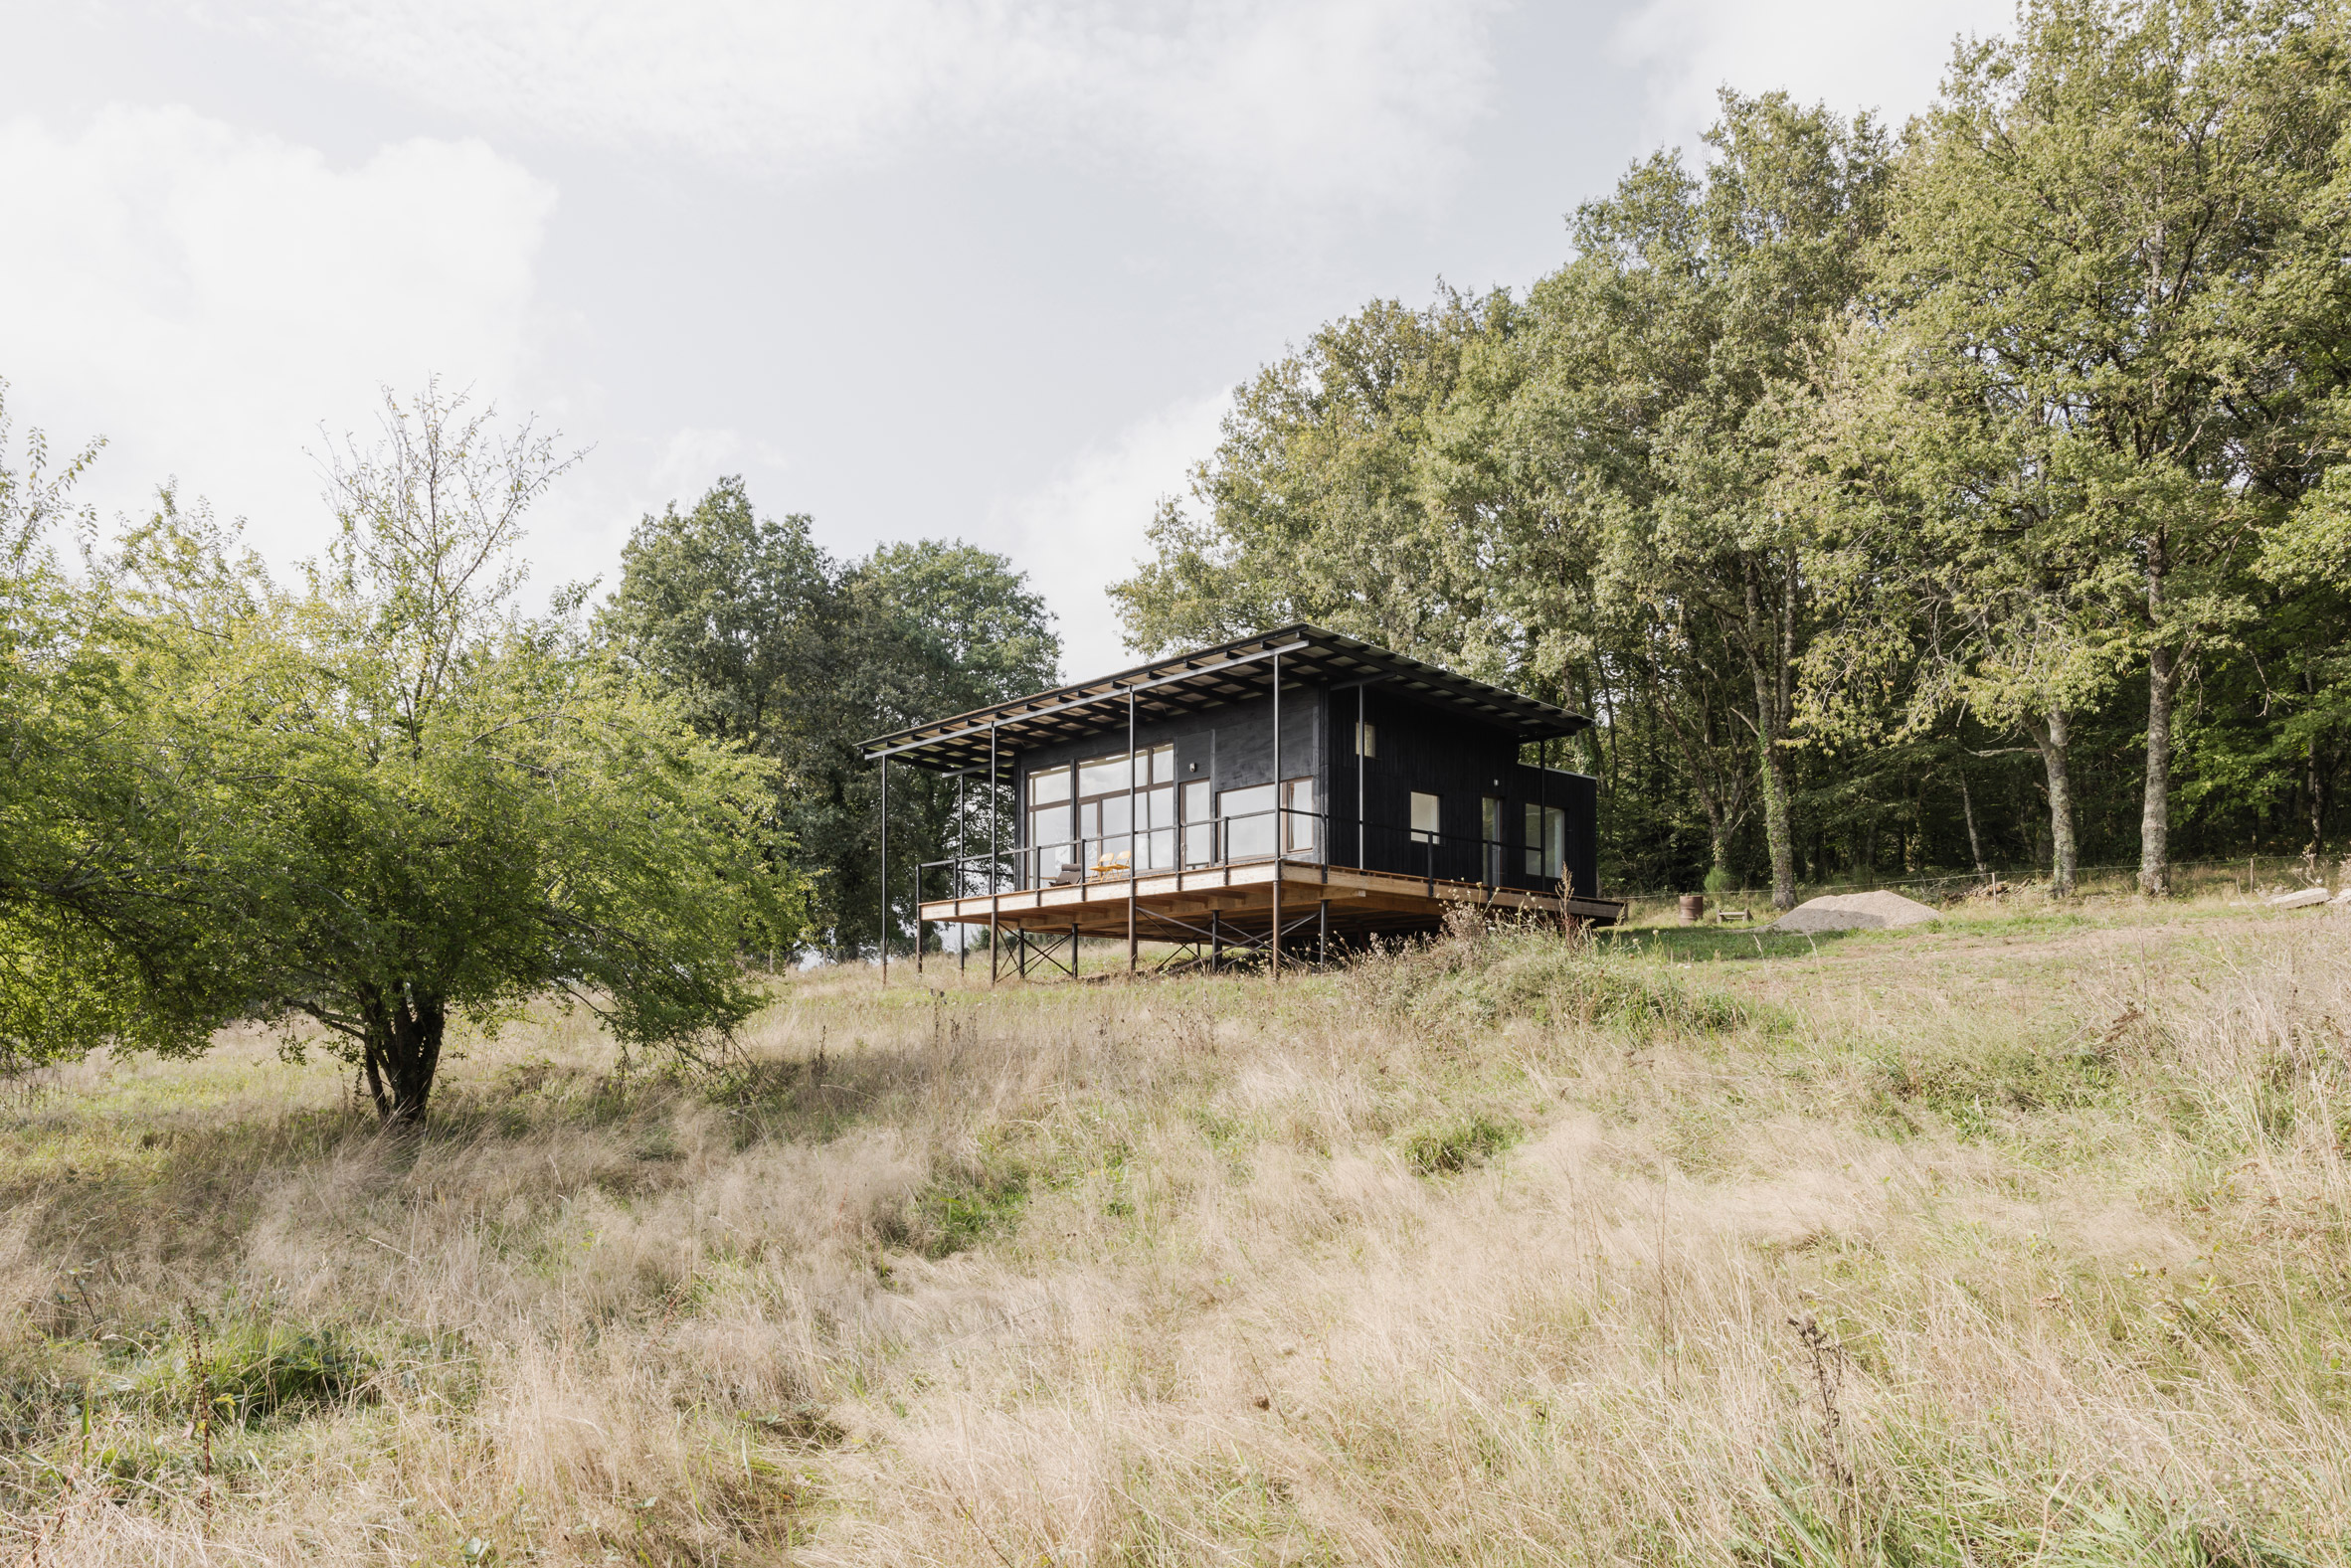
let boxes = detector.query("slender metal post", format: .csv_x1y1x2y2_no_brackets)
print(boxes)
990,724,1000,986
958,770,968,974
1211,910,1220,973
1318,898,1329,967
914,854,924,974
879,755,889,985
1271,648,1282,981
1357,684,1366,872
1127,688,1138,974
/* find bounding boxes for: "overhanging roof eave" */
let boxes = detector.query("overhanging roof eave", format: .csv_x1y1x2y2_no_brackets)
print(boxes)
861,624,1590,771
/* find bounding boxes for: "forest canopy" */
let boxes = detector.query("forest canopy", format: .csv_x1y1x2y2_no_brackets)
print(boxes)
1115,0,2351,907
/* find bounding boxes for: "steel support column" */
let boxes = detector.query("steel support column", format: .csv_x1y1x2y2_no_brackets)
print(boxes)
1270,646,1282,981
1357,683,1366,873
957,769,967,974
1127,688,1138,974
990,723,1000,986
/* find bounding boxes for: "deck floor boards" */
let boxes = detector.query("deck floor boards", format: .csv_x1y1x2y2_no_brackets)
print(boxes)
917,860,1624,943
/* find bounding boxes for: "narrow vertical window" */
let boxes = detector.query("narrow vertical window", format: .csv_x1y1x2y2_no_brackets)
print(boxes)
1409,791,1440,845
1525,803,1566,881
1181,780,1212,866
1028,766,1073,879
1282,779,1319,857
1354,721,1376,758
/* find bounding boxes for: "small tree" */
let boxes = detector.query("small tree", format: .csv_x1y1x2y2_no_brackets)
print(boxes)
67,386,806,1125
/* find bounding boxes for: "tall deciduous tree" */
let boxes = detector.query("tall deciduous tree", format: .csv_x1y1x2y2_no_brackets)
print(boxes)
603,485,1058,957
1474,90,1892,910
1885,0,2351,894
1801,325,2138,895
1112,294,1503,666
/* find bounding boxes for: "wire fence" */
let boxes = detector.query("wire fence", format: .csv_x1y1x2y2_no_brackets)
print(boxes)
1609,851,2351,924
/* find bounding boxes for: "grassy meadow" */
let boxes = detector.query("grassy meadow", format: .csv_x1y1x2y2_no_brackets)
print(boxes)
5,892,2351,1565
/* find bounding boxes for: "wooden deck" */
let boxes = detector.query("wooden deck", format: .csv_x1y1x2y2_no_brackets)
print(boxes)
917,858,1625,948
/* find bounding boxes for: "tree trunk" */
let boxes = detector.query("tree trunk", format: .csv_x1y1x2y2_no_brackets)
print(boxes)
2138,546,2173,898
1958,765,1987,876
2024,707,2078,897
1741,554,1800,911
357,980,447,1128
2306,739,2326,861
2139,639,2174,897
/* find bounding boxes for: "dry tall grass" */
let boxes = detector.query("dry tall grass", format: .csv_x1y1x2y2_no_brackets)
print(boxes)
4,898,2350,1564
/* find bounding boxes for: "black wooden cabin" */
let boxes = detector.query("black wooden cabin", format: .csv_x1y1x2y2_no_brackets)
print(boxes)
863,625,1620,975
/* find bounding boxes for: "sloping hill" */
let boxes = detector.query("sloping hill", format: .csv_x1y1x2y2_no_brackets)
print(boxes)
3,899,2347,1563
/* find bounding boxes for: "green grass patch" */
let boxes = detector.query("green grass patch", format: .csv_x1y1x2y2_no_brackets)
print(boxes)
1375,929,1761,1038
100,1315,380,1425
1597,926,1849,962
887,1154,1031,1259
1400,1114,1522,1175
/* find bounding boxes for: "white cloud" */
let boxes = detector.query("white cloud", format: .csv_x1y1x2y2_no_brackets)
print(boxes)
989,389,1226,680
219,0,1501,210
650,428,750,497
1612,0,2015,151
0,104,554,560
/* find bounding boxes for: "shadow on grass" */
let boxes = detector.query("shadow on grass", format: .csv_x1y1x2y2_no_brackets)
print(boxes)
0,1012,1017,1289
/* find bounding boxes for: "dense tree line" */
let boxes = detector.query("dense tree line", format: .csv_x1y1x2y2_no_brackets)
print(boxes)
1116,0,2351,905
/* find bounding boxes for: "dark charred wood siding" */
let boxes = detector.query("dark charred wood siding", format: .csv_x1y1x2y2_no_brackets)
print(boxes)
999,675,1596,896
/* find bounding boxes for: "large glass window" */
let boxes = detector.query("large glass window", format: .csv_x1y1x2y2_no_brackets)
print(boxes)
1525,803,1565,882
1481,796,1505,884
1218,782,1276,860
1074,745,1175,874
1410,791,1441,845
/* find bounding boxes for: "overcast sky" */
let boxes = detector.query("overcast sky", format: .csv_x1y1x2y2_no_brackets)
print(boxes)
2,0,2011,678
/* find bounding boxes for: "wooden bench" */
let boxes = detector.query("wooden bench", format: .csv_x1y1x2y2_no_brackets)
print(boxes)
1714,907,1753,924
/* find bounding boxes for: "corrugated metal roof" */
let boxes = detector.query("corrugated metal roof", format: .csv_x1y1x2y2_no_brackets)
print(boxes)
861,624,1588,777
